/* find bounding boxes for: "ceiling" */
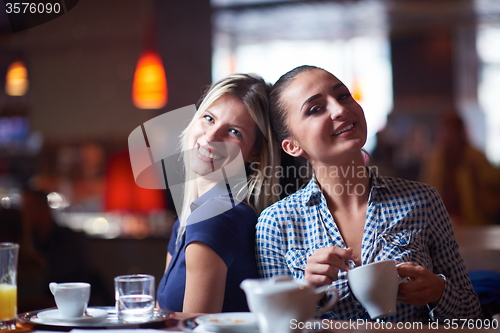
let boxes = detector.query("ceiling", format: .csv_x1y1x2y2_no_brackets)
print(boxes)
2,0,500,36
209,0,500,47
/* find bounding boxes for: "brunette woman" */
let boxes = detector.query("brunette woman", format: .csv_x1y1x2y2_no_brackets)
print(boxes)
256,65,482,321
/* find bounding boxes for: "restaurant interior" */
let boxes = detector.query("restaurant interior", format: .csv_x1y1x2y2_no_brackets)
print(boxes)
0,0,499,315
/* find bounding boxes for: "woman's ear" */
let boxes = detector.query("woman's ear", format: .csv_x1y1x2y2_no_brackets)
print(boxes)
282,138,304,158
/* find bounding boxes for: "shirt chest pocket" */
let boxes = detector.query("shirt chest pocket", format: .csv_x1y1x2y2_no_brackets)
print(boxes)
376,232,430,266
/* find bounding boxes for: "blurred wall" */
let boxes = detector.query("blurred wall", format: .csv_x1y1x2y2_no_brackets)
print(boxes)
373,0,484,181
8,0,212,144
0,0,212,306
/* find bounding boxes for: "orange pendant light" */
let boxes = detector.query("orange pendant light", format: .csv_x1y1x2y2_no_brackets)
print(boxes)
132,18,167,110
5,61,29,96
351,77,363,102
132,50,168,109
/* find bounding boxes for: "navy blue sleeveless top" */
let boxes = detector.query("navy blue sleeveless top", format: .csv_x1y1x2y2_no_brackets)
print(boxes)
156,183,259,312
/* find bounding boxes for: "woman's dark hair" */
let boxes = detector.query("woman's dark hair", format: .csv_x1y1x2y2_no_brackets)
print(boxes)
269,65,321,142
269,65,322,189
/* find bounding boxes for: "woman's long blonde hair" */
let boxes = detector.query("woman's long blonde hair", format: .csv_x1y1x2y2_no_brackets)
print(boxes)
176,73,280,245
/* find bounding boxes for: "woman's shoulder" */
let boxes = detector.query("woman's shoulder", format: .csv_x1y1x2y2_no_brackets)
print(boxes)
188,196,257,228
375,171,441,202
259,185,311,218
382,174,436,190
185,199,257,248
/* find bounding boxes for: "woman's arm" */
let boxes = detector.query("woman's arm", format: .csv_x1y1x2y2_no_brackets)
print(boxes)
255,212,291,278
183,241,228,313
424,187,482,319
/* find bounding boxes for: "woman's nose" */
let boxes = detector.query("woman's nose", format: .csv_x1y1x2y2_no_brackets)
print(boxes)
203,126,222,143
328,99,349,120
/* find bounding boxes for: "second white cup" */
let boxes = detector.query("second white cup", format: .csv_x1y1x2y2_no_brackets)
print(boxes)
241,276,337,333
347,260,404,319
49,282,91,318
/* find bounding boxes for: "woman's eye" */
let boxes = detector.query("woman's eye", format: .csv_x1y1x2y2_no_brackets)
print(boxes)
203,115,214,122
229,128,242,138
306,105,322,116
338,93,352,101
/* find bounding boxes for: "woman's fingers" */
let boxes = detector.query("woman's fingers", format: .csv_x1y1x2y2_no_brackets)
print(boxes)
305,268,336,286
305,247,357,286
396,262,445,306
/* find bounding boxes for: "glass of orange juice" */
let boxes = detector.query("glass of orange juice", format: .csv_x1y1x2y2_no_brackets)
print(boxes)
0,243,19,330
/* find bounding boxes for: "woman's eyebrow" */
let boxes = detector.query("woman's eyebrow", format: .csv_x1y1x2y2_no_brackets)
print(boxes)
332,83,345,91
300,83,346,112
300,93,322,112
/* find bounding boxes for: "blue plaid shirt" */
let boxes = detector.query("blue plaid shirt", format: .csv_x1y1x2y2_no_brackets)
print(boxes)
256,167,482,322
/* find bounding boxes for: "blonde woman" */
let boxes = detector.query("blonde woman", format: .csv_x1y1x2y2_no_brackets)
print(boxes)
157,74,280,313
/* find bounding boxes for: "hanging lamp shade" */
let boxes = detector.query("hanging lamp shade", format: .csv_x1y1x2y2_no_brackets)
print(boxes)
132,50,168,109
351,77,363,102
5,61,29,96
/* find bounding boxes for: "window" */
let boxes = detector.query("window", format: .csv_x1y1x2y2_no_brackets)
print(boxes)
477,24,500,165
212,1,393,151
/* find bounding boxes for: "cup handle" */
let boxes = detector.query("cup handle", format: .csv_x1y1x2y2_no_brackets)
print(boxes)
395,263,411,284
49,282,58,295
314,287,338,316
398,276,411,284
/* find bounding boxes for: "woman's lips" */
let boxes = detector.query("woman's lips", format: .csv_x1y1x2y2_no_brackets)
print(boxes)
333,123,355,136
196,144,225,162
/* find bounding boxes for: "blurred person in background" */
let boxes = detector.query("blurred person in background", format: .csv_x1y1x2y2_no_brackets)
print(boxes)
20,189,111,305
421,112,500,226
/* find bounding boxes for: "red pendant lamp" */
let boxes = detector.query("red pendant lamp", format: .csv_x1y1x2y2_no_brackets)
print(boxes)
133,21,167,109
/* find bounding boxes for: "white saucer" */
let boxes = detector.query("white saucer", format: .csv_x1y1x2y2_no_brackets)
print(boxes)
195,312,258,333
35,308,108,324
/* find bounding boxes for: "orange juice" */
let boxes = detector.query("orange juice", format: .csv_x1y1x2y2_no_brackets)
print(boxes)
0,284,17,320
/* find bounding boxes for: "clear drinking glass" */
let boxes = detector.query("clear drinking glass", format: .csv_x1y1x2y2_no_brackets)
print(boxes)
114,274,155,322
0,243,19,330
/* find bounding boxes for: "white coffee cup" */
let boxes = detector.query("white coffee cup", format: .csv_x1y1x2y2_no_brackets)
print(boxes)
241,276,337,333
347,260,406,319
49,282,91,318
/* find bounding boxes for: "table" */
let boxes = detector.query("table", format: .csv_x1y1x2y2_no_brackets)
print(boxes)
16,312,498,333
454,225,500,272
165,315,498,332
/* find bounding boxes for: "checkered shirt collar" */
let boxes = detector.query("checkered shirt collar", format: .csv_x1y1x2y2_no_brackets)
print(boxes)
301,166,391,206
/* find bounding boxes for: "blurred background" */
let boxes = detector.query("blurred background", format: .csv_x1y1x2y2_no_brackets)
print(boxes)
0,0,499,312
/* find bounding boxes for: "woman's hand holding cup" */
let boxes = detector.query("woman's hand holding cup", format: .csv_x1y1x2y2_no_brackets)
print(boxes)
396,262,445,307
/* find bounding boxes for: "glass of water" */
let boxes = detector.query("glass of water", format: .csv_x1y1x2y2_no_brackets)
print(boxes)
114,274,155,322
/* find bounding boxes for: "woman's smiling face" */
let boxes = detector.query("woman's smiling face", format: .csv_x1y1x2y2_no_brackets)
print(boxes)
188,94,257,176
280,68,367,166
